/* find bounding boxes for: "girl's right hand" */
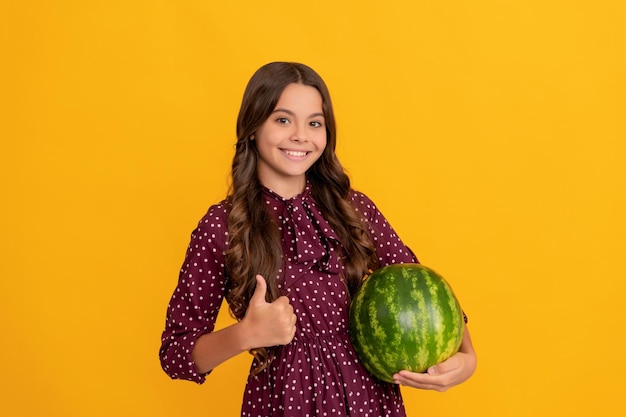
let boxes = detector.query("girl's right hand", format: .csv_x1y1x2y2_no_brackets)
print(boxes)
241,275,297,348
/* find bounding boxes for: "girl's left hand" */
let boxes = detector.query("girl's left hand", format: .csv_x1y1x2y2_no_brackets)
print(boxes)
392,325,477,392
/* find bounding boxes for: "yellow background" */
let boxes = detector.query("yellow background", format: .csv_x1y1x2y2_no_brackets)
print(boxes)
2,1,624,416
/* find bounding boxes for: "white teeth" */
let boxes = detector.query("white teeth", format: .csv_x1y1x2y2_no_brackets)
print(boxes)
284,150,307,157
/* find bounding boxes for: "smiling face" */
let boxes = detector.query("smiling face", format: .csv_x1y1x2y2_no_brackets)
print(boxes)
254,83,327,198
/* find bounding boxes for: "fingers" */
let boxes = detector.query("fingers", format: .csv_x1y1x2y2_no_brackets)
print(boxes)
392,352,474,392
274,298,297,345
393,370,456,392
271,296,294,318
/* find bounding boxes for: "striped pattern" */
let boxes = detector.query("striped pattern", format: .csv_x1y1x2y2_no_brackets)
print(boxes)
349,264,464,383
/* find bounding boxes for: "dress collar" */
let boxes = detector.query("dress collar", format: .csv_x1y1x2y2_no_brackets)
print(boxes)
262,181,312,203
262,181,343,279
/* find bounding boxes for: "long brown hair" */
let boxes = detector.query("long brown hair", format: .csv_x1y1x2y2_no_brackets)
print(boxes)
224,62,379,373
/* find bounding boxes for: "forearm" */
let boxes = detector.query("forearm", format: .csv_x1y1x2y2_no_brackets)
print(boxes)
191,320,252,375
459,325,476,358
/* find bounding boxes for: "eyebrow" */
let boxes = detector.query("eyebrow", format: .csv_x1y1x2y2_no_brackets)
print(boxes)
272,108,325,118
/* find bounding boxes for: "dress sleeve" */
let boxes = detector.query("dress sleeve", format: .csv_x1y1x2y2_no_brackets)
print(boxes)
159,203,230,384
349,190,418,267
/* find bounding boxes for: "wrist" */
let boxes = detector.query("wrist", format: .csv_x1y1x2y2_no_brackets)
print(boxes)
233,318,254,352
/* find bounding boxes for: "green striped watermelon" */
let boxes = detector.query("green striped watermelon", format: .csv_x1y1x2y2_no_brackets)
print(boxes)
349,263,464,383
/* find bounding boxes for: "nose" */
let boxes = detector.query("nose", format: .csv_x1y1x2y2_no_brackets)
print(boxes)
290,123,308,142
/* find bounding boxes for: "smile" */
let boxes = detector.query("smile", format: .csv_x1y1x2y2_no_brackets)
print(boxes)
281,149,309,157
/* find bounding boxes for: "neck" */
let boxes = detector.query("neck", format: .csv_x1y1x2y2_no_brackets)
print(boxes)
261,176,306,199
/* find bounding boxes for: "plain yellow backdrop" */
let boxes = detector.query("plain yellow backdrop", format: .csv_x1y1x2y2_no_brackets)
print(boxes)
2,1,624,416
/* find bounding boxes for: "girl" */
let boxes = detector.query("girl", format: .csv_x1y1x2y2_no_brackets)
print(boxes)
160,62,476,416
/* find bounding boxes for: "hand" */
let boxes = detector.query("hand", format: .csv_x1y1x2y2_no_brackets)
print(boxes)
393,326,477,392
241,275,297,348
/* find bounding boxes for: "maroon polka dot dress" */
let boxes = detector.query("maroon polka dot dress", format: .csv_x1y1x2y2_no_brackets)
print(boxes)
160,184,418,416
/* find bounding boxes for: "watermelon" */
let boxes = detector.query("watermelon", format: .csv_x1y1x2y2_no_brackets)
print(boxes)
349,263,464,383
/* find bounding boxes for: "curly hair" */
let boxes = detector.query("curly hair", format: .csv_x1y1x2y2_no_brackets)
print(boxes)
224,62,379,374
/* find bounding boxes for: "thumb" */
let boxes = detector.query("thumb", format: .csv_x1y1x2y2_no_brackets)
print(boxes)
249,274,268,306
427,355,457,375
427,365,440,375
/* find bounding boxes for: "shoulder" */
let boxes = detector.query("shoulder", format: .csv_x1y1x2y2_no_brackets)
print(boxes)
348,189,379,219
192,199,231,241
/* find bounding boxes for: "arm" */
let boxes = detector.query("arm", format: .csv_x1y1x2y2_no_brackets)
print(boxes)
350,191,477,390
191,275,296,374
159,205,231,383
159,205,296,383
392,325,477,391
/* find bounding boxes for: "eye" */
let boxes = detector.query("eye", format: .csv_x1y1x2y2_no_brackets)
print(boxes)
310,120,324,128
275,117,290,125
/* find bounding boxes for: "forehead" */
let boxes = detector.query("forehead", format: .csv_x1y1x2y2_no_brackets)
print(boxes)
275,83,323,112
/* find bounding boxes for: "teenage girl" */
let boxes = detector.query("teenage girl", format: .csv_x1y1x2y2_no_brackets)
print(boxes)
160,62,476,416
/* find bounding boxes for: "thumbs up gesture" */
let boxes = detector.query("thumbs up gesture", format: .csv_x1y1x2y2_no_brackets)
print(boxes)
242,275,297,348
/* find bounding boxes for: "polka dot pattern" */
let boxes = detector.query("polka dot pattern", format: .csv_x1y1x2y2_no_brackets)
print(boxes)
160,185,418,416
